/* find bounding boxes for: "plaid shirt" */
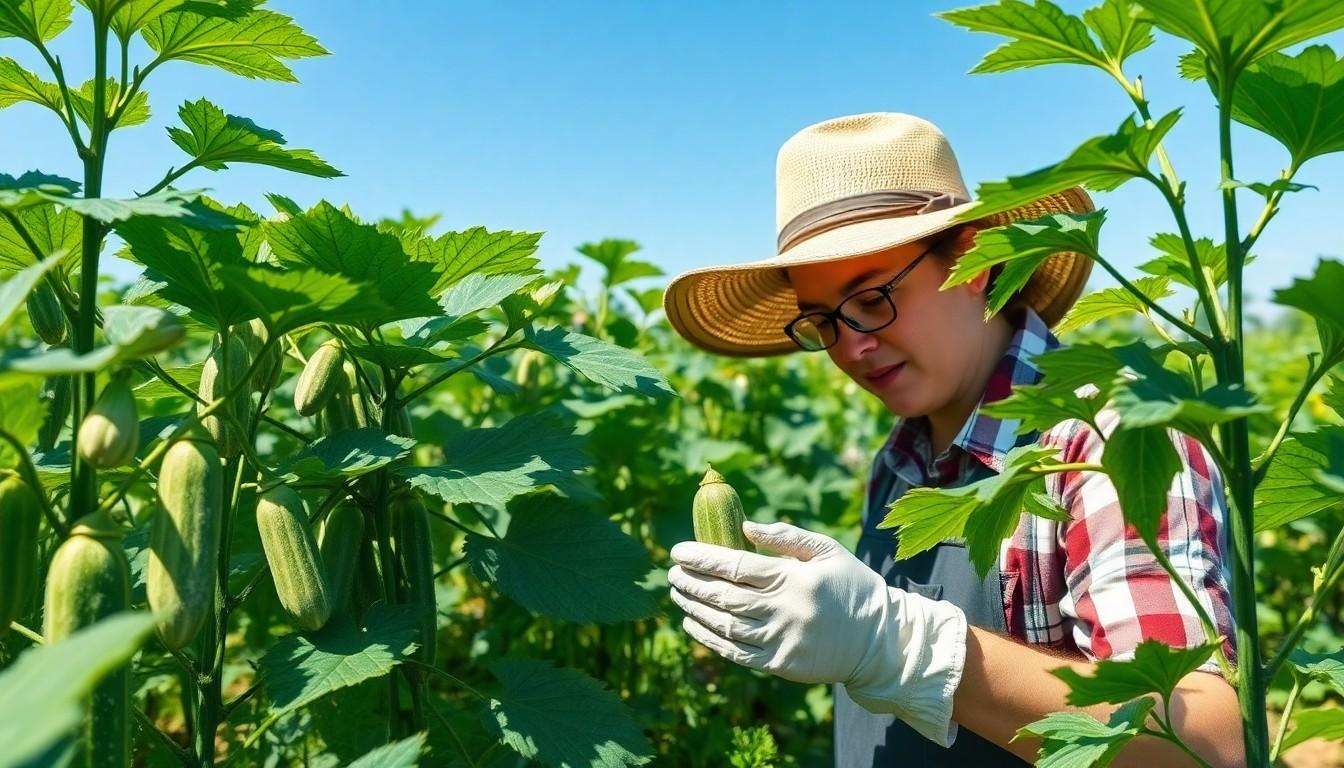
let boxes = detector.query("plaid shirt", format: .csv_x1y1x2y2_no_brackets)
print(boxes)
865,307,1237,670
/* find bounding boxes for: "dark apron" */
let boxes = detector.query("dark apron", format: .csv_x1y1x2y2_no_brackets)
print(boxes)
834,471,1031,767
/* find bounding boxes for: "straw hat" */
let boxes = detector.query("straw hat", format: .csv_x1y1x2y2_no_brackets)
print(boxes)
663,112,1095,357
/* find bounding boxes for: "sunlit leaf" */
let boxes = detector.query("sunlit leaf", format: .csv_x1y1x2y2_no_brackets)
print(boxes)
939,0,1107,74
954,112,1179,221
1056,276,1172,335
524,326,676,400
0,0,73,44
141,4,327,82
1053,638,1218,706
1282,707,1344,752
167,98,342,177
944,211,1105,317
1015,697,1154,768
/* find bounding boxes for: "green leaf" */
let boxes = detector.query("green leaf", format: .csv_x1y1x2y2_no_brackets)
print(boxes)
0,0,72,44
70,77,150,129
1222,45,1344,168
1324,374,1344,418
1282,707,1344,752
133,362,200,400
464,494,658,624
141,4,327,82
0,253,60,330
0,56,63,114
576,238,641,272
259,604,418,721
483,658,654,768
1108,342,1269,434
0,171,80,213
1275,258,1344,361
409,226,542,295
1222,177,1318,198
879,445,1063,575
167,98,342,177
954,111,1179,221
981,382,1106,436
345,342,450,369
1100,425,1180,544
1083,0,1154,65
58,188,245,228
524,326,676,400
264,201,442,323
398,410,590,511
221,265,394,335
0,203,82,273
108,0,185,40
1055,276,1172,335
0,612,156,768
609,258,663,287
1302,426,1344,494
0,377,43,467
1289,648,1344,696
939,0,1106,74
1254,435,1343,531
100,304,185,357
1015,697,1154,768
0,345,120,379
437,271,538,322
347,733,426,768
116,216,253,328
1136,0,1344,80
1137,233,1235,289
1052,638,1218,706
282,428,416,481
943,211,1105,317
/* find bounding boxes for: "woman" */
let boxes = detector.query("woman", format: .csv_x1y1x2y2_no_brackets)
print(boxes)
661,113,1242,766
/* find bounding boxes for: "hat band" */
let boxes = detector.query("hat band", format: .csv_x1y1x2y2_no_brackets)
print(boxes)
776,189,969,253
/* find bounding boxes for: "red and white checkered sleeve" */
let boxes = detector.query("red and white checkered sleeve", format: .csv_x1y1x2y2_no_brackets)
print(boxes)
1048,410,1238,672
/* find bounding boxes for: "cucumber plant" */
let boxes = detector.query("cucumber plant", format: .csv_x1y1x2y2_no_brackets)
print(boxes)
0,2,673,766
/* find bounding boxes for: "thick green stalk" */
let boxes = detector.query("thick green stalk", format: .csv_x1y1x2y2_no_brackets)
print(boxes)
1216,78,1270,768
71,15,110,526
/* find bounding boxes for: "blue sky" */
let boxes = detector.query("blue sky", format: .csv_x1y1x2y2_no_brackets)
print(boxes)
4,1,1342,321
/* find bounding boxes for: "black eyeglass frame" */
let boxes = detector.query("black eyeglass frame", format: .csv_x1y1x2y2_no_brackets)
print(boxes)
783,240,939,352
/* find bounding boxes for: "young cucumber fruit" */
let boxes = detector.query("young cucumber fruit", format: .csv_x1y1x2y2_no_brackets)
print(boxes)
692,466,754,551
147,437,223,651
257,485,333,631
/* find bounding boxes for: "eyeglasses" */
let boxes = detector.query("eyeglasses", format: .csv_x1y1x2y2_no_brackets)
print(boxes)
783,242,936,352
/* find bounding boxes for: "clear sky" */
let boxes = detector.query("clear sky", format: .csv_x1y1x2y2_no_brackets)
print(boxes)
4,1,1342,321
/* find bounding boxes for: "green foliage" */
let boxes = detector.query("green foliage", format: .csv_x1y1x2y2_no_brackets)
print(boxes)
482,658,654,767
464,494,659,623
1015,697,1154,768
0,612,155,768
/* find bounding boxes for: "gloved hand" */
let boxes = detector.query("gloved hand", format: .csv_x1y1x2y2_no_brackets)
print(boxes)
667,520,968,747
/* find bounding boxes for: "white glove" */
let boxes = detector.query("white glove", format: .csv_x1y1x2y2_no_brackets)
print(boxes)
667,520,968,747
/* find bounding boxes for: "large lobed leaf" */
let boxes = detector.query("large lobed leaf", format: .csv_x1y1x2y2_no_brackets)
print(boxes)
1254,434,1344,531
1224,44,1344,168
1052,638,1219,706
482,658,654,768
879,445,1069,576
1055,276,1172,335
282,428,416,481
264,200,442,323
1136,0,1344,77
524,326,676,400
167,98,342,177
943,210,1105,318
398,409,590,511
954,111,1180,221
0,0,72,44
1015,697,1154,768
464,493,658,624
258,603,418,722
141,3,327,82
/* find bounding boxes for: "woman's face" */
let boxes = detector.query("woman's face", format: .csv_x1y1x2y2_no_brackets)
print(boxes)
785,235,995,418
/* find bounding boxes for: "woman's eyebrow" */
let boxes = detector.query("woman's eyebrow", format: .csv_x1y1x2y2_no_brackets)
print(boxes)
797,267,890,311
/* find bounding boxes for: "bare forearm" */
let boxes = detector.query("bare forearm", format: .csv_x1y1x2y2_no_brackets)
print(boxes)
950,626,1244,767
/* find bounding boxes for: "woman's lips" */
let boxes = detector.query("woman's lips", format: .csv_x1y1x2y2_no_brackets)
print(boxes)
865,362,906,386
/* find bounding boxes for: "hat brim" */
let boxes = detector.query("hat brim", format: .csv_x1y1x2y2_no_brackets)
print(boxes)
663,186,1095,357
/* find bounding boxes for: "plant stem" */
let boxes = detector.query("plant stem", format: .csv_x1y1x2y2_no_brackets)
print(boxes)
131,704,195,767
7,620,44,644
403,658,488,700
1269,675,1302,764
1216,76,1270,768
397,337,524,404
1092,251,1212,347
1252,354,1328,488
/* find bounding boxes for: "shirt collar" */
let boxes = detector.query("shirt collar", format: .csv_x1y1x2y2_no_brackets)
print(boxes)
881,306,1061,486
